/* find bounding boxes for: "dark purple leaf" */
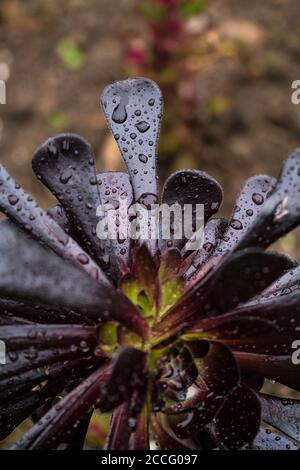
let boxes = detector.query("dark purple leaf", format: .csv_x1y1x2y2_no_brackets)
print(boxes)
0,345,99,381
32,134,120,281
0,324,99,351
216,175,275,254
202,250,294,316
258,393,300,442
106,390,147,450
132,243,158,304
47,205,71,234
0,169,108,283
101,78,162,200
97,172,133,267
0,297,92,325
0,222,149,338
100,347,147,412
11,365,112,450
129,404,149,450
184,218,228,281
155,249,292,335
164,341,239,427
256,264,300,301
151,414,200,450
234,352,300,391
0,381,66,440
0,392,47,440
214,384,261,449
195,289,300,355
160,170,223,251
0,356,102,406
237,150,300,250
65,410,93,450
191,314,278,353
245,428,298,450
105,402,131,450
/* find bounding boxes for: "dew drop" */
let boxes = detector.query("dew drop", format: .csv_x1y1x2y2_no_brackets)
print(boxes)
136,121,150,133
112,94,128,124
252,193,264,205
139,154,148,164
230,219,243,230
77,253,89,265
8,194,19,206
60,170,72,184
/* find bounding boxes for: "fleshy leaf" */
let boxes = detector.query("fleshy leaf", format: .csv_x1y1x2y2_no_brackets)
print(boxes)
132,244,158,306
0,381,67,441
164,341,239,423
66,410,93,450
0,324,99,351
105,402,131,450
11,365,112,450
100,346,147,412
245,428,298,450
0,222,149,338
151,414,199,450
129,403,149,450
160,170,223,251
0,356,101,406
216,175,275,254
97,172,133,267
237,150,300,250
47,204,71,234
185,218,228,281
213,384,261,449
234,352,300,391
0,344,99,382
32,134,119,280
101,78,162,199
258,394,300,442
0,297,92,325
155,249,292,335
0,170,108,284
256,264,300,301
194,288,300,355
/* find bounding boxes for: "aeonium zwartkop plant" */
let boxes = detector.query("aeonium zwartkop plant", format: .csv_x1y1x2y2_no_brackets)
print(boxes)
0,78,300,450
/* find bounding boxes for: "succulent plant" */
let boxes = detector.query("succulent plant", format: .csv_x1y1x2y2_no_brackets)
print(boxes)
0,78,300,450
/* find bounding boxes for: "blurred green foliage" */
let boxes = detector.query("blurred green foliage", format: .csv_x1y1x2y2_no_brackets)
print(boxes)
56,37,85,70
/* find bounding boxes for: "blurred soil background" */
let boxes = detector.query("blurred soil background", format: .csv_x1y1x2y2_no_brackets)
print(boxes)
1,0,300,449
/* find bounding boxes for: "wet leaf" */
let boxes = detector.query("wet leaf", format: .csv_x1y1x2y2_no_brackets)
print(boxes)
160,170,223,251
11,365,112,450
0,169,108,284
156,249,292,334
259,394,300,442
32,134,119,281
97,172,133,268
213,384,261,449
0,221,149,338
216,175,275,254
245,427,298,450
101,78,162,200
100,347,147,412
